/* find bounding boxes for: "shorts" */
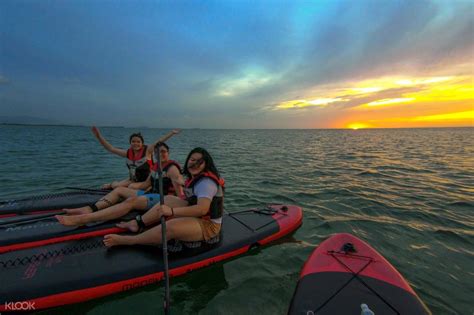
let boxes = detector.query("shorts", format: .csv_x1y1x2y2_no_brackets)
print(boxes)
197,219,221,241
136,190,161,210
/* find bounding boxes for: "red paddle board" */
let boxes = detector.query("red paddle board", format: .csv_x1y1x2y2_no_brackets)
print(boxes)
289,233,431,314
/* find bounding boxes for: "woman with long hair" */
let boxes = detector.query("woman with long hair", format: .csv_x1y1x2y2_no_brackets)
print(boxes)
103,147,224,247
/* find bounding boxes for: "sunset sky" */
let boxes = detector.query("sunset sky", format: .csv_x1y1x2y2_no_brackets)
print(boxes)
1,0,472,129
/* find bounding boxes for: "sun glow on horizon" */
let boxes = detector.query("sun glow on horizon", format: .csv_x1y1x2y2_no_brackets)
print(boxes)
273,68,473,128
347,123,371,130
411,110,474,122
345,110,474,128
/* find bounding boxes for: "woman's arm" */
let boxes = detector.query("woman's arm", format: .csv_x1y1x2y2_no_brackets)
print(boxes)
92,126,127,157
152,178,216,217
146,129,181,157
166,166,185,197
128,175,152,190
157,198,211,217
173,198,211,216
164,178,217,216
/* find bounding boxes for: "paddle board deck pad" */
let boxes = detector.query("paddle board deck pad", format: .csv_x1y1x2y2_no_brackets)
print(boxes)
0,204,302,311
0,211,140,254
288,233,431,315
0,190,108,216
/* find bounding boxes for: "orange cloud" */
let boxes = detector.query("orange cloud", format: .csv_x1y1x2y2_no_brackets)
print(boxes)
273,67,473,128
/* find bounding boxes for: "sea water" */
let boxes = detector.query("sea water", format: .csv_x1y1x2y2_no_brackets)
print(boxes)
0,125,472,314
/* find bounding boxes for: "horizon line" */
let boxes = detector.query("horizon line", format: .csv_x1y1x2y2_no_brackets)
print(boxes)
1,123,473,130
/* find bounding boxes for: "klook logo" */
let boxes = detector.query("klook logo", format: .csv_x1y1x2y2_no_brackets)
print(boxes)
4,301,36,311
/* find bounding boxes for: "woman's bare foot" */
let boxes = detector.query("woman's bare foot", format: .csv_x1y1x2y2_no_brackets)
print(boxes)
101,183,113,190
56,214,88,226
116,220,139,233
63,206,93,215
103,234,135,247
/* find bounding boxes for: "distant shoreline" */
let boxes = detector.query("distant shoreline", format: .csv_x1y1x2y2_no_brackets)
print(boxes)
0,123,123,128
1,123,472,130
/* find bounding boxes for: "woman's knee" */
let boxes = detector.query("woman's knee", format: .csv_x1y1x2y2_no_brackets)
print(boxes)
165,222,176,238
114,187,127,195
124,196,139,205
125,196,147,209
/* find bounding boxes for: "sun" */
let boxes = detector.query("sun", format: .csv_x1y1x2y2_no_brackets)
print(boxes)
347,123,370,130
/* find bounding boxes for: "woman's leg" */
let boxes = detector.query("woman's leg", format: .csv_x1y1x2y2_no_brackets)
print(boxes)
117,195,188,232
111,179,132,189
104,217,204,247
57,196,148,226
64,187,139,215
102,178,131,189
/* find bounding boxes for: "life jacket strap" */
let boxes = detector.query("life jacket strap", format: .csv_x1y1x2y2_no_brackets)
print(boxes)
135,214,146,232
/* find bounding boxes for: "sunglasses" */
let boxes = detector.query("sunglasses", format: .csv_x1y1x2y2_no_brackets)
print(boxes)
188,158,204,169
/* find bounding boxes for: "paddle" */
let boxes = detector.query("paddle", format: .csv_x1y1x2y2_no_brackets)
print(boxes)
64,187,110,194
154,143,171,314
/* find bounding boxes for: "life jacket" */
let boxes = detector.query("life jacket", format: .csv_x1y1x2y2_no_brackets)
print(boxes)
184,172,225,221
126,146,150,182
150,160,182,195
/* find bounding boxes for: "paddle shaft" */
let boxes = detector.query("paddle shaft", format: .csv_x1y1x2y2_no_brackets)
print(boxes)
155,145,171,314
64,187,110,194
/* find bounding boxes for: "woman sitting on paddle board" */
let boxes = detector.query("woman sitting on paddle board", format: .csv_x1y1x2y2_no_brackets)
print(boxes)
92,126,179,189
61,141,183,216
103,147,224,248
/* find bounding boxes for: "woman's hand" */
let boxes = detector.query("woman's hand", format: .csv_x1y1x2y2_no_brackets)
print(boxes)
172,177,185,186
154,204,173,217
101,183,113,190
91,126,127,157
91,126,101,139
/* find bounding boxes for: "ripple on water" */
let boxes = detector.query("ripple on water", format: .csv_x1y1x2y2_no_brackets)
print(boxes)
1,126,473,314
448,200,474,209
434,228,474,247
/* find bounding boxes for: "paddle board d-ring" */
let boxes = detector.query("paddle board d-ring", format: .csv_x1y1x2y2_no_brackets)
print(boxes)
341,242,356,253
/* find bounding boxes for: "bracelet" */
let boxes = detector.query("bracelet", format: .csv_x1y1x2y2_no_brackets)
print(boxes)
171,207,175,216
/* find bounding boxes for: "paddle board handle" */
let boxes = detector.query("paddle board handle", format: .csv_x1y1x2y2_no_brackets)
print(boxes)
361,303,375,315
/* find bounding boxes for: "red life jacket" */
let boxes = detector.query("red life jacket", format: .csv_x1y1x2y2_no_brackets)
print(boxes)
126,145,150,182
150,160,182,195
185,171,225,221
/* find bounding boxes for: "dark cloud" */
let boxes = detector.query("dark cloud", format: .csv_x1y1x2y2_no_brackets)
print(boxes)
0,75,9,84
0,0,472,128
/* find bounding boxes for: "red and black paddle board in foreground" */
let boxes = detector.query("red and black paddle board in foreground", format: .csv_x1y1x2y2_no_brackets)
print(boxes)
288,233,431,315
0,205,302,312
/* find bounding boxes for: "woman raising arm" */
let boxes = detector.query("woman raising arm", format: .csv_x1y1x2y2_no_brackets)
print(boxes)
103,147,224,247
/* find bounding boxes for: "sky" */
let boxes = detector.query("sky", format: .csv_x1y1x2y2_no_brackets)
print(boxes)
0,0,473,129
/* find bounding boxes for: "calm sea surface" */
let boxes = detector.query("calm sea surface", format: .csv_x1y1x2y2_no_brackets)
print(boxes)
0,125,473,314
